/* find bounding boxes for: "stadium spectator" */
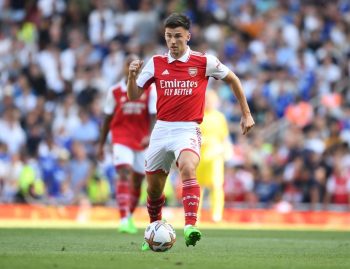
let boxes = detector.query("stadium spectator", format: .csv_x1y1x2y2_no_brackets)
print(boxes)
254,166,279,207
101,40,125,86
87,161,111,206
224,164,255,207
15,150,44,204
285,98,314,128
71,108,99,154
14,73,38,115
325,150,350,209
88,0,116,45
41,148,70,204
52,93,80,147
0,107,26,155
68,141,93,202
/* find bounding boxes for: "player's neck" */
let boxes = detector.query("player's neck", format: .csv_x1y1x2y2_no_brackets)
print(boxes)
170,48,187,60
170,52,185,59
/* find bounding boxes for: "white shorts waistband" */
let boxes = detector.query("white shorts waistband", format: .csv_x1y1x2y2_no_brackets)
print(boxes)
155,120,199,128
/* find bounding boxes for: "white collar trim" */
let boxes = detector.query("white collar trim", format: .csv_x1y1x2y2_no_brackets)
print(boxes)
168,47,190,63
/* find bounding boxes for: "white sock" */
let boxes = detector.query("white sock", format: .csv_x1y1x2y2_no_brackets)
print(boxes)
184,224,193,231
120,217,129,224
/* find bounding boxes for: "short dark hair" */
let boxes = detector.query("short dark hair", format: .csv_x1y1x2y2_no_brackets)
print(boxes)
164,13,191,30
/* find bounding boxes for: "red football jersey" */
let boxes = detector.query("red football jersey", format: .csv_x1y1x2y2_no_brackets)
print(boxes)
328,175,350,204
136,47,229,123
104,79,157,150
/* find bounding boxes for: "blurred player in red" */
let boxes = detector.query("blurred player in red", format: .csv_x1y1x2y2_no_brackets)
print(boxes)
127,13,254,249
97,54,156,234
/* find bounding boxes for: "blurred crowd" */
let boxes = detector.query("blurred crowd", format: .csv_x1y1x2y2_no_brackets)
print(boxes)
0,0,349,211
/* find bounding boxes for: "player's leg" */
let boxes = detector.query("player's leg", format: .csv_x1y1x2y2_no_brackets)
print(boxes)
141,122,171,250
145,171,168,222
128,150,146,233
116,165,135,233
129,172,144,214
172,125,202,247
177,150,202,247
130,149,149,214
112,144,134,233
141,171,168,251
209,158,225,222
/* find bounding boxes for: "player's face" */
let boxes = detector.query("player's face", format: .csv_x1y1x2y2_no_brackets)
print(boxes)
165,27,190,59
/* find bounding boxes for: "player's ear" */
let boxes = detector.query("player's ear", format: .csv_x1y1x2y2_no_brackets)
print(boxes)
187,32,191,42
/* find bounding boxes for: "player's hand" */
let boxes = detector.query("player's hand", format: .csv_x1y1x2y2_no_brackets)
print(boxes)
240,113,255,135
129,60,144,78
97,145,104,161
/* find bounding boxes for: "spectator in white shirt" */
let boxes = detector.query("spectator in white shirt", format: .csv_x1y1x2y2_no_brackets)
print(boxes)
0,107,26,154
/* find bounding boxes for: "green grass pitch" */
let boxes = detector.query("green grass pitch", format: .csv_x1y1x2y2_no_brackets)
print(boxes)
0,228,349,269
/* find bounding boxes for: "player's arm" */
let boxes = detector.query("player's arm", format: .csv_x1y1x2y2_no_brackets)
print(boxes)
97,85,116,160
206,54,254,135
141,84,157,147
148,83,157,131
222,71,255,135
128,57,156,101
141,113,156,147
97,114,113,160
127,59,144,100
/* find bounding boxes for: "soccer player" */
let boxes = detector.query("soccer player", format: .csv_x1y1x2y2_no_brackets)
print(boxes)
97,54,157,234
127,13,255,249
196,90,231,223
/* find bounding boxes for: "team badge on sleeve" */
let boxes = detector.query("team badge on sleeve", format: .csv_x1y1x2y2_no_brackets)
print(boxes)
188,67,198,77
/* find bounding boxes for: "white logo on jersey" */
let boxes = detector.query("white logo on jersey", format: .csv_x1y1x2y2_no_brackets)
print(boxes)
188,67,197,77
160,79,198,88
160,79,197,96
162,69,170,75
122,102,146,115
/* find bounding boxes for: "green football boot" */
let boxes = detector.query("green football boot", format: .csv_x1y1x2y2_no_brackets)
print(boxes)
141,240,151,251
118,218,129,233
127,216,138,234
118,216,137,234
184,225,201,247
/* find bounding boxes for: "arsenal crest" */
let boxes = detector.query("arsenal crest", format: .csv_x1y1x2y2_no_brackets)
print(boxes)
188,67,197,77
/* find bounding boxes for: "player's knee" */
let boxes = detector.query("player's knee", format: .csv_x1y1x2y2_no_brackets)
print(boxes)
117,167,132,181
132,173,144,188
132,179,142,189
178,162,197,180
147,186,163,200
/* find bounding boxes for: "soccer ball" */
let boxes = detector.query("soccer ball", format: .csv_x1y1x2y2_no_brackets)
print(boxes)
144,220,176,252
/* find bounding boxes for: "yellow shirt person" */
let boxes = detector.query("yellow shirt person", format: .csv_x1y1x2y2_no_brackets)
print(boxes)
197,90,231,222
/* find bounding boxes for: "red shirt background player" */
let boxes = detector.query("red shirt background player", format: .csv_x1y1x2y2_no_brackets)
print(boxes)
97,54,156,234
106,80,155,151
127,13,254,250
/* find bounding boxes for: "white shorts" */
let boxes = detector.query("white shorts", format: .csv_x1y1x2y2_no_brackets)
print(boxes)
145,120,201,174
112,144,145,174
